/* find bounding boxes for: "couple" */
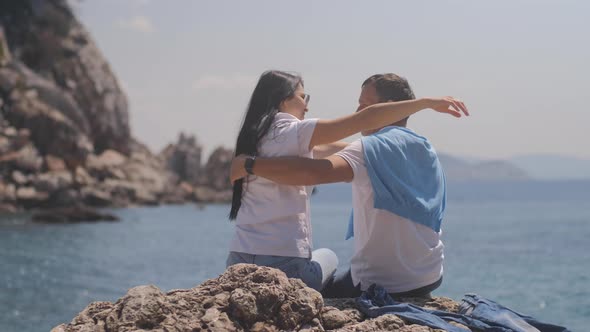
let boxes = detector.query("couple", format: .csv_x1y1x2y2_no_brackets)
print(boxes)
226,70,469,299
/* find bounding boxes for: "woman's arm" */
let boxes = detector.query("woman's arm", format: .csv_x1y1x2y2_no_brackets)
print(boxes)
313,141,349,159
230,154,353,186
307,97,468,150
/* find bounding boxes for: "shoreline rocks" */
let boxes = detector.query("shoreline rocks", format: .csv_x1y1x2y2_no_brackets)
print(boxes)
52,264,463,332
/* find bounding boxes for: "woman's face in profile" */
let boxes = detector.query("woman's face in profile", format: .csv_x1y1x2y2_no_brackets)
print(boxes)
279,84,309,120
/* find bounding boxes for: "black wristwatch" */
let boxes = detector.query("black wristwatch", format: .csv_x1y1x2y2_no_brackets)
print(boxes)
244,156,256,175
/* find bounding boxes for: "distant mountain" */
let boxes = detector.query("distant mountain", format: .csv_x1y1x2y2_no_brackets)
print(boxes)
438,153,530,182
510,155,590,180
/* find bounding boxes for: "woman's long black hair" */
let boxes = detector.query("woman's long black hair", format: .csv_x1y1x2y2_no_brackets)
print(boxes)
229,70,303,220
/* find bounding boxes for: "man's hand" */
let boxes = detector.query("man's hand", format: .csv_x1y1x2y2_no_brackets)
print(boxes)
425,97,469,118
230,154,248,184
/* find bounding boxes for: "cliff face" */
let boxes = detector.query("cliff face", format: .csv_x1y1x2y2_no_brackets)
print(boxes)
0,1,233,214
0,0,131,155
51,264,463,332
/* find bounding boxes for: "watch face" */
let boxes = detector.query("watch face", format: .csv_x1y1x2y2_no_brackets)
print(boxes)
245,157,255,175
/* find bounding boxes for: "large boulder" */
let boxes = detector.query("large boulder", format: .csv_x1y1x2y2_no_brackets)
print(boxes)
86,149,127,180
32,170,73,193
44,154,66,172
53,264,325,332
0,61,90,134
52,264,463,332
15,186,49,208
85,147,177,206
3,88,93,167
0,143,43,173
0,180,16,201
0,123,31,157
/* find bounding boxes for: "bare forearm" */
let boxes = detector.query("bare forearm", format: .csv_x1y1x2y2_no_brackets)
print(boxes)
251,157,331,186
349,98,429,132
230,154,353,185
310,98,430,148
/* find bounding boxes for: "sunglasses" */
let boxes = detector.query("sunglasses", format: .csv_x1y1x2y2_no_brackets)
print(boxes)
302,93,311,105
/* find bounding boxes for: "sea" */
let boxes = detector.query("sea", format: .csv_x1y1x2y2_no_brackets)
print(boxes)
1,180,589,331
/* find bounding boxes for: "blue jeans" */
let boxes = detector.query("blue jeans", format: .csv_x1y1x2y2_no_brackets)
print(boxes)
226,248,338,291
357,284,570,332
458,294,571,332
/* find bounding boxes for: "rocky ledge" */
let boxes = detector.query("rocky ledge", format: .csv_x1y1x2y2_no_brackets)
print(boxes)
52,264,465,332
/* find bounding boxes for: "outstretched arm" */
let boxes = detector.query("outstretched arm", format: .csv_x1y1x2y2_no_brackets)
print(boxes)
231,154,353,186
307,97,468,150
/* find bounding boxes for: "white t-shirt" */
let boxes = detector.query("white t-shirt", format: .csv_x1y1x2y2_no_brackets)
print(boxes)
336,139,444,293
230,112,318,258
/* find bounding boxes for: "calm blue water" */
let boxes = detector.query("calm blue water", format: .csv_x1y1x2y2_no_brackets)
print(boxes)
1,181,589,331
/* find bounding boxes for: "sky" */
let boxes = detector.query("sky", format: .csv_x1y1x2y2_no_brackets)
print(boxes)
72,0,590,160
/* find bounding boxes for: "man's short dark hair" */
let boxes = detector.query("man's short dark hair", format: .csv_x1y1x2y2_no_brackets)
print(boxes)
362,73,415,102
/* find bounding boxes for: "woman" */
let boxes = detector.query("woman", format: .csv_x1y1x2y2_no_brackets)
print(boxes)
227,70,466,291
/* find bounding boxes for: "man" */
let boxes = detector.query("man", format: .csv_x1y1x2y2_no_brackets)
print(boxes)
230,73,468,298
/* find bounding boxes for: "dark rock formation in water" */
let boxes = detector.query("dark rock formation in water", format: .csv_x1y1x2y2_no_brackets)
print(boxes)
31,205,119,223
52,264,463,332
160,133,203,185
0,0,233,216
199,146,233,192
160,133,232,203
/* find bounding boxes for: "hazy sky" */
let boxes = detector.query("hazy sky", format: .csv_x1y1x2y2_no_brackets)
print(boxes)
73,0,590,160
